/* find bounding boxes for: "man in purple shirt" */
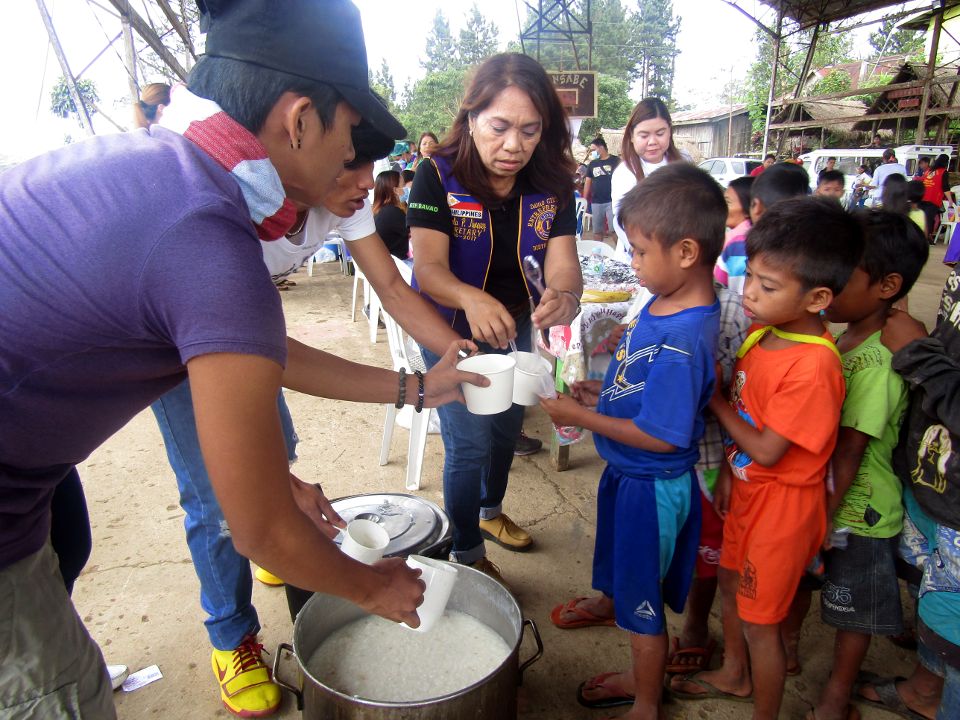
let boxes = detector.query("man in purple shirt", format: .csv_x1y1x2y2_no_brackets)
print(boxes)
0,1,479,717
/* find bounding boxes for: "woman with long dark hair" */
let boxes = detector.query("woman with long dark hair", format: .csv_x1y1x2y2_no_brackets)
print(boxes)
407,53,582,583
372,169,410,260
610,97,688,259
410,131,439,171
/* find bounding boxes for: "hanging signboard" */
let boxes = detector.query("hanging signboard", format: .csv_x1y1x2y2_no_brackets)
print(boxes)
549,71,598,118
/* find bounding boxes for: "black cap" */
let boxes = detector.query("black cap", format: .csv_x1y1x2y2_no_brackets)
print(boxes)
351,119,394,163
196,0,405,140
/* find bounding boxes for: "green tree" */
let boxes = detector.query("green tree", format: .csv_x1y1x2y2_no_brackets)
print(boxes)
744,23,854,132
458,4,499,67
370,59,397,110
50,77,99,120
515,0,646,84
580,0,643,83
868,16,925,59
810,68,851,96
635,0,681,100
397,67,467,140
578,74,634,141
422,11,457,73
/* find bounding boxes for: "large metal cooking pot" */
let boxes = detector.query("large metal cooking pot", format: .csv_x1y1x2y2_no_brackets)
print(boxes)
274,562,543,719
284,493,453,621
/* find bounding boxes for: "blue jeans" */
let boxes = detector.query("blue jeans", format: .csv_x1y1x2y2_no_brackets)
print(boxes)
918,634,960,719
420,316,530,565
150,380,298,650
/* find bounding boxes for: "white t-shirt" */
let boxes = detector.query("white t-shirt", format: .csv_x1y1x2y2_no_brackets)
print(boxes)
872,162,907,190
610,158,670,261
260,199,377,280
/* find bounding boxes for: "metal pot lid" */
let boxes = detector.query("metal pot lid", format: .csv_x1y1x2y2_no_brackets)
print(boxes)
330,493,449,558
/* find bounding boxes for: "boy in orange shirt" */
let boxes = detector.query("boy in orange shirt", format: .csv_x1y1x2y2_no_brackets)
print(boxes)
671,197,864,720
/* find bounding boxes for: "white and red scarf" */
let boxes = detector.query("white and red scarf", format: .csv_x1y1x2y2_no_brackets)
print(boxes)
159,84,296,241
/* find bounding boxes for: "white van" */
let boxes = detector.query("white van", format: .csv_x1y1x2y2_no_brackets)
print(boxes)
799,144,953,200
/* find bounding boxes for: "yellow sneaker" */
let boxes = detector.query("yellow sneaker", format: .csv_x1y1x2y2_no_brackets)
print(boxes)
479,513,533,552
211,635,281,718
254,567,284,587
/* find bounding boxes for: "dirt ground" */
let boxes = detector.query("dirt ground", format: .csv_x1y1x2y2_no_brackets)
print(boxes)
74,246,954,719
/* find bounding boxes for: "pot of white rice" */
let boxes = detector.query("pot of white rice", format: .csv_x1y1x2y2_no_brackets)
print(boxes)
273,562,543,719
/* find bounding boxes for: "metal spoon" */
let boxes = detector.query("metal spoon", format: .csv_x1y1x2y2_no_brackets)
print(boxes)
522,255,546,296
522,255,546,352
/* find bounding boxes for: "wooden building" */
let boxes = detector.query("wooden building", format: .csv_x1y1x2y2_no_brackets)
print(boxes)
671,104,752,161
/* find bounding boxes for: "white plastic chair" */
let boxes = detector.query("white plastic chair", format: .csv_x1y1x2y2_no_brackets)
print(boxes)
934,199,958,245
574,197,587,239
379,257,436,490
575,197,593,237
307,234,344,277
349,256,382,343
576,239,616,258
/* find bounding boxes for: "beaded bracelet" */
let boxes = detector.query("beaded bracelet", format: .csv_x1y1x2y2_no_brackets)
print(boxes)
414,370,425,413
395,368,407,409
558,289,581,317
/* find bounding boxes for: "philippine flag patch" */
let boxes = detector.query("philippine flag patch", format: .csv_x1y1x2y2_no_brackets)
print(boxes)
447,193,484,219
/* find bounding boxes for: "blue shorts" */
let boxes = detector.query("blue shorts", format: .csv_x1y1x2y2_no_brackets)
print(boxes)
592,466,700,634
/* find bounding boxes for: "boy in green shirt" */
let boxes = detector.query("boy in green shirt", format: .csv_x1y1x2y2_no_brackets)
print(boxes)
810,211,929,720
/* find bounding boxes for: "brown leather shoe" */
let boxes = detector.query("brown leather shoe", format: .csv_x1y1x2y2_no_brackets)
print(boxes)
479,513,533,552
470,557,511,592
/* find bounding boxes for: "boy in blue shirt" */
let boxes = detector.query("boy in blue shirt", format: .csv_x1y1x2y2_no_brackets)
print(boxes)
542,163,724,720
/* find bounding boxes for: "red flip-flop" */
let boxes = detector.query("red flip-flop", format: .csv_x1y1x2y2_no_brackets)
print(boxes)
576,672,634,709
665,637,717,675
550,597,616,629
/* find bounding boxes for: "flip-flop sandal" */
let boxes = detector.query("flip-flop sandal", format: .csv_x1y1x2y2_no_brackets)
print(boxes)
665,637,717,675
669,671,752,703
576,672,634,709
550,597,616,629
855,677,933,720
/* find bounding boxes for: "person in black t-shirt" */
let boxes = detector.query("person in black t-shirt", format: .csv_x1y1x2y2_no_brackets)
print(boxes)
372,170,410,261
407,53,583,585
583,136,620,242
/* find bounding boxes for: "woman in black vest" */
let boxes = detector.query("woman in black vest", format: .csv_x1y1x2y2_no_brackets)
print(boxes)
407,53,582,585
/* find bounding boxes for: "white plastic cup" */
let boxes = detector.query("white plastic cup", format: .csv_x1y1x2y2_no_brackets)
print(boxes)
510,351,553,406
339,519,390,565
403,555,458,633
457,354,516,415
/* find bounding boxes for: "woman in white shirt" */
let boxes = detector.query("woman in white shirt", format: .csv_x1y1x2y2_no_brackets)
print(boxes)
851,164,872,208
610,97,688,259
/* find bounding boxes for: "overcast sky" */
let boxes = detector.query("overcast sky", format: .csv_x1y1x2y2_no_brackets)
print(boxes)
0,0,927,162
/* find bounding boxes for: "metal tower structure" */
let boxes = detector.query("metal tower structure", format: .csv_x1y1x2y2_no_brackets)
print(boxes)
519,0,593,71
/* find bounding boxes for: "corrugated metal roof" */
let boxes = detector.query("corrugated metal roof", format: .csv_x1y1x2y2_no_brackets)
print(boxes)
758,0,919,29
900,1,960,30
672,104,749,124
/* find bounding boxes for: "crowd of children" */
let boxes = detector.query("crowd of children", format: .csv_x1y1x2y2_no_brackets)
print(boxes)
540,160,958,720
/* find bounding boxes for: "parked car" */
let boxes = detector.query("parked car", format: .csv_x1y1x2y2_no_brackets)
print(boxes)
697,157,763,187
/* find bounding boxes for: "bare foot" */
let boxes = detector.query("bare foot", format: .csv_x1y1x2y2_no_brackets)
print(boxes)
669,667,751,699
